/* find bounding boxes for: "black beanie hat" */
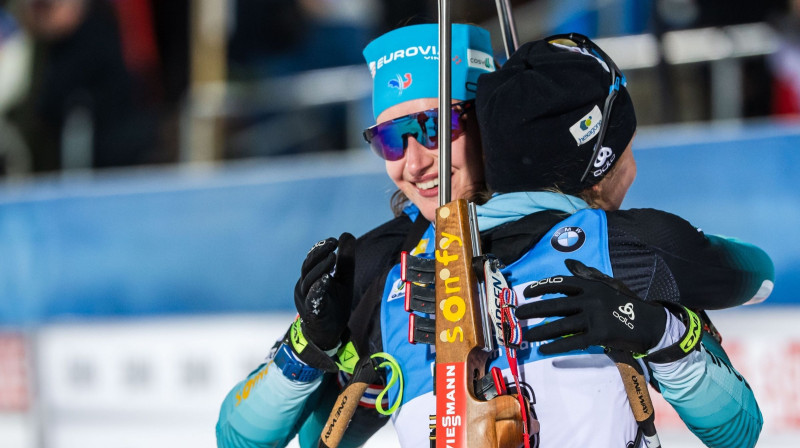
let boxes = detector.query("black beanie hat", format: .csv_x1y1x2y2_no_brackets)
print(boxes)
476,38,636,195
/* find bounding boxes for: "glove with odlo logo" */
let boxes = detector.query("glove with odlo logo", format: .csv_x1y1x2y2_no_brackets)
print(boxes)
515,259,668,356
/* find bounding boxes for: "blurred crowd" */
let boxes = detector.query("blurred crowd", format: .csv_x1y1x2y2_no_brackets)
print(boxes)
0,0,798,178
0,0,184,175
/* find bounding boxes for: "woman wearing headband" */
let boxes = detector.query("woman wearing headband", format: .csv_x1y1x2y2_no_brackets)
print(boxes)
217,27,769,448
328,34,770,448
216,23,520,448
468,35,773,447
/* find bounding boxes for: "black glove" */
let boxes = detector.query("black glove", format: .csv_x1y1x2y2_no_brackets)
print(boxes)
293,232,356,351
515,259,667,356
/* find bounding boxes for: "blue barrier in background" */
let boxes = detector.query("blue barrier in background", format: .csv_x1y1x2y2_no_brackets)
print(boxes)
0,153,395,325
0,122,797,326
630,121,799,305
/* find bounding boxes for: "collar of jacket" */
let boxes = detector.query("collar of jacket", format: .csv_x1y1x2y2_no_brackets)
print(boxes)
477,191,589,231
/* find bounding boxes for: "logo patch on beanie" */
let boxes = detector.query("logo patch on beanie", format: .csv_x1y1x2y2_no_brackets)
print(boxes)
467,49,496,71
569,105,603,146
551,226,586,252
388,73,413,94
590,147,616,178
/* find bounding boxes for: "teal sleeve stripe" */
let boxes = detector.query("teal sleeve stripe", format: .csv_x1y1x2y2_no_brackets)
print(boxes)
687,410,763,448
651,341,763,448
216,362,324,448
707,234,775,284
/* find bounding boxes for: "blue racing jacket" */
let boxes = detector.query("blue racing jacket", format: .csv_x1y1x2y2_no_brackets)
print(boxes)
216,193,772,447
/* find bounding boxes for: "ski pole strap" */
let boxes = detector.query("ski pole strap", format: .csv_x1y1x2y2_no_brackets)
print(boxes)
484,256,522,348
287,317,360,374
645,304,702,364
317,352,404,448
336,341,359,374
372,352,404,415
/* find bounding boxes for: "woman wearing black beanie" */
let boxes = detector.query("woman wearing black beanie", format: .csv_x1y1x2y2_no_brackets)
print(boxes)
472,34,773,448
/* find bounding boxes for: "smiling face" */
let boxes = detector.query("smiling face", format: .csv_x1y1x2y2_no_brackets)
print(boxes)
377,98,485,222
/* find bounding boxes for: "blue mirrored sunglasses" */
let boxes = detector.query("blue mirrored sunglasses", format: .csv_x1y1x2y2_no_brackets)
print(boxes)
546,33,626,183
363,100,474,161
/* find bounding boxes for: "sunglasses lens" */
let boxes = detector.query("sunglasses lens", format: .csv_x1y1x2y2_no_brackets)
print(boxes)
364,103,468,161
365,122,409,161
450,107,464,140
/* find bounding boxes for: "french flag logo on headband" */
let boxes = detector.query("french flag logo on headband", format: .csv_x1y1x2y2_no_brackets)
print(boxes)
388,73,412,93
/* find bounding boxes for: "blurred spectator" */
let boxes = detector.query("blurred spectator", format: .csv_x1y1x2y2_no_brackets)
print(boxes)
0,4,32,176
229,0,379,79
694,0,785,27
769,0,800,115
149,0,187,108
376,0,432,34
650,0,784,122
9,0,159,172
226,0,383,157
146,0,188,163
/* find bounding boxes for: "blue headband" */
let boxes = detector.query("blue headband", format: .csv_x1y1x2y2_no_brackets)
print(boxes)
363,23,495,120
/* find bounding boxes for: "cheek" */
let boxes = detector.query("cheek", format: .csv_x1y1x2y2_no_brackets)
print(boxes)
452,138,484,179
621,161,636,191
385,160,404,186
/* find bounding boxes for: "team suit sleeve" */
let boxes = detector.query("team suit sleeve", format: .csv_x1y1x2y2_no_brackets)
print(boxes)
215,357,327,448
647,327,763,448
607,208,773,448
607,208,774,310
216,214,411,448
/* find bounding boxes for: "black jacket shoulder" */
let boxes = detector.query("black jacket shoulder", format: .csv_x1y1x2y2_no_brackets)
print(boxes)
353,214,414,306
606,208,761,309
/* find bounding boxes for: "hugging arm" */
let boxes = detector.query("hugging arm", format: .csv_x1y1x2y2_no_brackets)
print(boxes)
649,333,762,448
217,234,357,447
216,360,327,448
518,259,763,448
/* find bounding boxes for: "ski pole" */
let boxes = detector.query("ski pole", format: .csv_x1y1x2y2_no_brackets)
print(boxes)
606,348,663,448
438,0,452,206
494,0,519,58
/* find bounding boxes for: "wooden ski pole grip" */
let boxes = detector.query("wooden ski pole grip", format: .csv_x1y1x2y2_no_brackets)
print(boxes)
608,349,662,448
615,361,655,425
318,381,369,448
434,199,500,448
